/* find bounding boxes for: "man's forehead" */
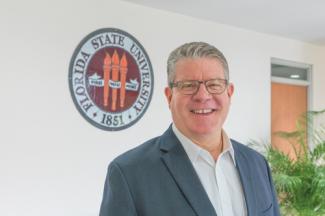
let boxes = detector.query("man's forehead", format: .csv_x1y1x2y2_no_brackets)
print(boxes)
174,57,224,75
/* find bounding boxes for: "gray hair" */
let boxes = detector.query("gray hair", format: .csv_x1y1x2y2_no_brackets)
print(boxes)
167,42,229,87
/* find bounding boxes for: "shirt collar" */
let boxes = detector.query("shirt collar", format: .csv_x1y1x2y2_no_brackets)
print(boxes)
172,124,236,166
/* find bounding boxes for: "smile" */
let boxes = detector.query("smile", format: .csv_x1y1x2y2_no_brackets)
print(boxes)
190,109,216,114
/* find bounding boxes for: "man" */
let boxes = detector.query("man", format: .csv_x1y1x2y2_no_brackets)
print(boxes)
99,42,280,216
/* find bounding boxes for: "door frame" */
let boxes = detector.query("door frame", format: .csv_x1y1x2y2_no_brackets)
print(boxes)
271,57,313,149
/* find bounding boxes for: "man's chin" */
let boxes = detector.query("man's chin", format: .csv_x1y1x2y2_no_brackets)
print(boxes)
189,126,219,136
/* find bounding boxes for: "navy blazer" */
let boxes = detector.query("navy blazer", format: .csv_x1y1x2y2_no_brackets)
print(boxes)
99,126,280,216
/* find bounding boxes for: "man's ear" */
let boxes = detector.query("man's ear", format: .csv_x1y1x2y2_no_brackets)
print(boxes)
227,83,234,98
164,87,172,108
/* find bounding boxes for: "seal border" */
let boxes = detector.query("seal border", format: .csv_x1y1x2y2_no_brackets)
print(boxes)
68,28,154,131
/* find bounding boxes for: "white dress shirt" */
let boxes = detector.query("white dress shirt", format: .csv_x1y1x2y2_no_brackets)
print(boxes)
172,124,247,216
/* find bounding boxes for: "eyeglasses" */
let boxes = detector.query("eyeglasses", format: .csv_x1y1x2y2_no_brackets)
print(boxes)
170,78,229,95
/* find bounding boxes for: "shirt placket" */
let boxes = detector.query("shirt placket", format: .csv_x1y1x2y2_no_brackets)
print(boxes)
215,153,234,216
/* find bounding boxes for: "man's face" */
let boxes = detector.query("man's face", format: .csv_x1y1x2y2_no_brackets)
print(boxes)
165,57,234,138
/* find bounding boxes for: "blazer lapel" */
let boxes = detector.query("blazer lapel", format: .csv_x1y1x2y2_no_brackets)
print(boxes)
159,126,217,216
232,142,257,216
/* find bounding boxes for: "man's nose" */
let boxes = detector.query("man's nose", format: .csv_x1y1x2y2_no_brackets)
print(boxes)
192,83,212,100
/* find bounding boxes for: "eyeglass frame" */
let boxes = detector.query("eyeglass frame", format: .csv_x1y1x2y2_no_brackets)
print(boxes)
169,78,229,95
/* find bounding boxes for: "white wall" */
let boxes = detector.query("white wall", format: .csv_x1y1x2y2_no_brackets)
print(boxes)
1,0,324,215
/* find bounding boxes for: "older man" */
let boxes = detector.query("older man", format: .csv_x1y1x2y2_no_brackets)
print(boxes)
99,42,280,216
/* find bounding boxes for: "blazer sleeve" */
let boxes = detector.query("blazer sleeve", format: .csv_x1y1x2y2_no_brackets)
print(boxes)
265,158,281,216
99,161,138,216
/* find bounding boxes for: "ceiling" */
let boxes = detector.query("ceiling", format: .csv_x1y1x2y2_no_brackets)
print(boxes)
122,0,325,46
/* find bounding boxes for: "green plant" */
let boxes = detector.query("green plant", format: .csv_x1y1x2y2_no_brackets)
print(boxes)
251,109,325,216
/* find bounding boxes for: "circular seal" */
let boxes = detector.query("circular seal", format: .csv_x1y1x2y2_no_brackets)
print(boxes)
69,28,154,131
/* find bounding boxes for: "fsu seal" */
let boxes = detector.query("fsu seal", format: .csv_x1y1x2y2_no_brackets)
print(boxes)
69,28,154,131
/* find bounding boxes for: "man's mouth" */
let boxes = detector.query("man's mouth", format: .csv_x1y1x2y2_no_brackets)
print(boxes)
190,109,216,114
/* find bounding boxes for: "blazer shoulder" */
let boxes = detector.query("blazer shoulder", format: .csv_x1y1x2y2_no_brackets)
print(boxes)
112,135,161,168
231,139,266,162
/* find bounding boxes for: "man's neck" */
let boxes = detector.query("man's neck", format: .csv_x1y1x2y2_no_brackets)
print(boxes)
176,126,224,161
194,134,223,161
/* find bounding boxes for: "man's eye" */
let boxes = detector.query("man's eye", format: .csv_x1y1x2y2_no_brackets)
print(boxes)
208,83,222,89
181,82,196,89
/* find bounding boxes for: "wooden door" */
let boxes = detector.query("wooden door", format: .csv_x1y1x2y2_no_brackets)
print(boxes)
271,82,307,159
